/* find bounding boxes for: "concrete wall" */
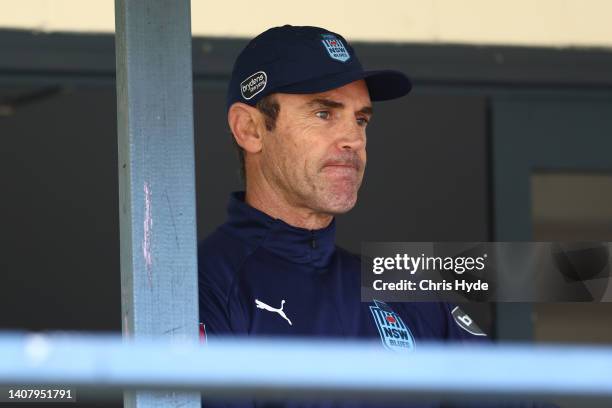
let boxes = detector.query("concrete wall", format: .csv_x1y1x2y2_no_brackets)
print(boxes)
2,0,612,48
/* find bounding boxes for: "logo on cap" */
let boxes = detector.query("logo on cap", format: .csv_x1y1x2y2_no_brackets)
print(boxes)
240,71,268,100
321,34,350,63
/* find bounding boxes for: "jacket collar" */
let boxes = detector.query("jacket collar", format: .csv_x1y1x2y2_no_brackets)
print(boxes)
221,191,336,268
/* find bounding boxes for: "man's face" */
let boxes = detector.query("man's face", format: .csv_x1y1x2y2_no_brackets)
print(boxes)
259,79,371,215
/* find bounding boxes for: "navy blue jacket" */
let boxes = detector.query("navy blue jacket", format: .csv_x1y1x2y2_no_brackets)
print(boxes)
198,192,547,408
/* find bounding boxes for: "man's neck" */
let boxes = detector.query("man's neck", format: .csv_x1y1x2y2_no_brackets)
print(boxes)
244,182,333,231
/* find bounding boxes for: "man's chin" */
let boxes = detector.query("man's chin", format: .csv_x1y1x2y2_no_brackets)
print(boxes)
317,193,359,215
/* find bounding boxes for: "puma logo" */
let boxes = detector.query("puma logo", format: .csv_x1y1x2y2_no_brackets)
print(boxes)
255,299,292,326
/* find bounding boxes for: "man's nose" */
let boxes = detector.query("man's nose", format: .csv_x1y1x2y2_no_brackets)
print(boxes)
337,118,366,151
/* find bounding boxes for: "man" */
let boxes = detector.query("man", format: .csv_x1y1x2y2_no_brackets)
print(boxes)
199,24,492,406
199,24,485,342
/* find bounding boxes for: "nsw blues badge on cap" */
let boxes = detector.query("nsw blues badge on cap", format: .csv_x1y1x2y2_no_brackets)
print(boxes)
321,34,350,62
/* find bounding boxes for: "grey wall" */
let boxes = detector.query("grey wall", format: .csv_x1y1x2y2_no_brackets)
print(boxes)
0,87,121,332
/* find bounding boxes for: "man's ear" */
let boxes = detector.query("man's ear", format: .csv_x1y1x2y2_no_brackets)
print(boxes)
228,102,264,154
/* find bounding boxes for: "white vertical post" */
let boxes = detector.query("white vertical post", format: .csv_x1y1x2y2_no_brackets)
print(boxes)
115,0,201,406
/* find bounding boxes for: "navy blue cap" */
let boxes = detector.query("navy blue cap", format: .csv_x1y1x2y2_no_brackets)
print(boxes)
226,25,412,110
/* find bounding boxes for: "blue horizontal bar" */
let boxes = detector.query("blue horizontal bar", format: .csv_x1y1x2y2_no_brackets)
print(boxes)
0,332,611,400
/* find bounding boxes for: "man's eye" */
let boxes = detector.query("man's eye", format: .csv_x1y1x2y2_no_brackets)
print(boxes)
357,117,369,126
315,111,330,120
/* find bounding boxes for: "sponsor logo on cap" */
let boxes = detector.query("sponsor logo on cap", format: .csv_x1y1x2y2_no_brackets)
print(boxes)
240,71,267,100
369,300,415,352
321,34,350,62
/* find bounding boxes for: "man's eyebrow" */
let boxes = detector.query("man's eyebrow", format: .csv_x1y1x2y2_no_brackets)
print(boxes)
306,98,374,115
306,98,344,109
359,106,374,116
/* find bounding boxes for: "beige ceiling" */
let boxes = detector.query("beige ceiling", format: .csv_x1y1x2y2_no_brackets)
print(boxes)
2,0,612,48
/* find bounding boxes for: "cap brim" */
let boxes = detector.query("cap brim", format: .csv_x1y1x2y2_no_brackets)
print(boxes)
363,70,412,101
274,69,411,102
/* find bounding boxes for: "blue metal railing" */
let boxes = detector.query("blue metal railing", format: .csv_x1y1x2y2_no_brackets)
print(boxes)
0,332,611,402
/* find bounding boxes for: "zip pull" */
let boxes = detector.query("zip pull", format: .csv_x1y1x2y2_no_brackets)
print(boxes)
310,231,317,249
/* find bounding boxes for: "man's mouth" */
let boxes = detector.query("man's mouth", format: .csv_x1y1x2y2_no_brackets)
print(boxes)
324,163,357,169
322,159,361,172
321,163,362,181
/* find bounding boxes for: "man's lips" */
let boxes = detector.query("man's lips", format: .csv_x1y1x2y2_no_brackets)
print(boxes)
321,163,362,181
322,161,361,171
325,163,357,169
